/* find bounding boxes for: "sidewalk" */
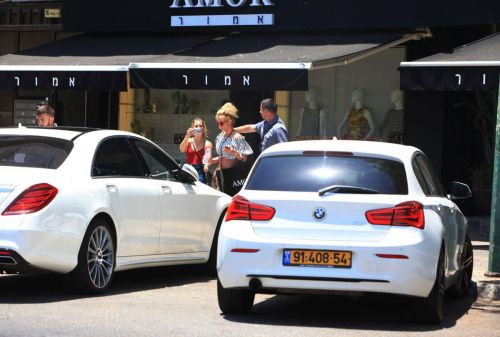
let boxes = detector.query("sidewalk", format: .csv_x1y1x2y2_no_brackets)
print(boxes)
471,240,500,310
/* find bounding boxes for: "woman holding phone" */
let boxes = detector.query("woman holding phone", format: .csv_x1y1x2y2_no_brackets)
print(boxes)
207,102,253,196
179,117,212,184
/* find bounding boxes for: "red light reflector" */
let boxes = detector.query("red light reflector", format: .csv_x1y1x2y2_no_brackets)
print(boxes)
225,195,275,221
375,254,409,259
2,183,58,216
0,251,11,256
230,249,260,253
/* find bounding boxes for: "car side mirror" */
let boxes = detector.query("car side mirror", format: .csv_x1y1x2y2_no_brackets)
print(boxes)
181,163,199,183
447,181,472,200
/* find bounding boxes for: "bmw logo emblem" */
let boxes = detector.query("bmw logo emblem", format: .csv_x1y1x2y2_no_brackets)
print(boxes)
313,207,327,221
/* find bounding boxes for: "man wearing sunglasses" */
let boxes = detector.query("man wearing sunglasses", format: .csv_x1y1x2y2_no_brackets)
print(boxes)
234,98,288,152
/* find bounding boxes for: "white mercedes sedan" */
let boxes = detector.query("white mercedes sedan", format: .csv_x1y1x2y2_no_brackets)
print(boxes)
0,126,231,293
217,139,473,324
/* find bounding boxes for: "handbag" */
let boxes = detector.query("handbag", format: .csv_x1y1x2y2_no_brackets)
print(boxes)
214,158,250,196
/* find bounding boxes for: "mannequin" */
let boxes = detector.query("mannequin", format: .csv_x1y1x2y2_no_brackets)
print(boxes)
380,89,404,143
296,90,326,139
337,88,375,140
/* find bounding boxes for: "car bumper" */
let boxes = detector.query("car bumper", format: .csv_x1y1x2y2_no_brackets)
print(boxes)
217,222,439,298
0,214,83,274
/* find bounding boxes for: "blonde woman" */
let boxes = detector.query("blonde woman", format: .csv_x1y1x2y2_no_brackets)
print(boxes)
179,117,213,184
208,102,253,196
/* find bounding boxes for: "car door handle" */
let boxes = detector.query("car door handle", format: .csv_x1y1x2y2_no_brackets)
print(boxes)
161,184,171,194
106,184,117,193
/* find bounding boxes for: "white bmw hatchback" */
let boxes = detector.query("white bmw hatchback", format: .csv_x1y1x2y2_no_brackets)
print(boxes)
217,140,473,324
0,126,231,293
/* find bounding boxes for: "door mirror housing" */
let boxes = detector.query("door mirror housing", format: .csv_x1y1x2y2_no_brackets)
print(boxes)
180,163,199,183
447,181,472,200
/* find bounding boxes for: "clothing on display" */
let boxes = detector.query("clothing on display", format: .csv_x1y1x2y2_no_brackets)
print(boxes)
298,106,320,136
345,108,369,139
380,109,404,143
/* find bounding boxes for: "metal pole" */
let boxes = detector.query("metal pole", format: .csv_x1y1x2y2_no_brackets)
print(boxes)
488,80,500,276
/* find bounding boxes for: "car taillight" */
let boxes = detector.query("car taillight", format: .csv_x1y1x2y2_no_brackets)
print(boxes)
226,195,275,221
365,201,425,229
2,183,58,216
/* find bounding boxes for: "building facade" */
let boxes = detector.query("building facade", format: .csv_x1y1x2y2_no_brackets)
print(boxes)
0,0,499,224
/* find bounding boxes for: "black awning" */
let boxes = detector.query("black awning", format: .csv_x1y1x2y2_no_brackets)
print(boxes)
129,32,407,91
0,31,410,91
131,64,309,91
0,67,128,91
400,33,500,91
0,33,217,91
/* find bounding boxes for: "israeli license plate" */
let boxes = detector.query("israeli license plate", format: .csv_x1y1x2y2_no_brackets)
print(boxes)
283,249,352,268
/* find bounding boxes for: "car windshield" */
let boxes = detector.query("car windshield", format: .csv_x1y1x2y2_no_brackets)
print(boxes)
0,136,73,169
245,154,408,194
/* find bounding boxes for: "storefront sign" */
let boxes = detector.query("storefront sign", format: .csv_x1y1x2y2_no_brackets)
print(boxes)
171,14,273,26
169,0,274,8
130,67,308,90
169,0,274,27
400,67,500,91
63,1,500,33
0,71,128,91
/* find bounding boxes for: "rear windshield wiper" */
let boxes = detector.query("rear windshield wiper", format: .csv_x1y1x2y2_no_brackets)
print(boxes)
318,185,379,196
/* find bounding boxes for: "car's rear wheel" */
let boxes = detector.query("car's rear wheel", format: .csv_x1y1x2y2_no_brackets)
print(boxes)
70,217,115,294
217,278,255,314
447,235,473,298
413,246,445,324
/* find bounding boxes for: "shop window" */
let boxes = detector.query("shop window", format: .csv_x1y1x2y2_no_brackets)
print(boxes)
129,89,229,163
289,47,405,143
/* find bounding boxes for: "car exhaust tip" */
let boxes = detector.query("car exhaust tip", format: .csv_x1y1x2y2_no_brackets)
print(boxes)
249,278,262,291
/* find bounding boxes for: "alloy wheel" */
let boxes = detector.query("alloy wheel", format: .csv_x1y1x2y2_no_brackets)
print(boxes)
87,226,115,289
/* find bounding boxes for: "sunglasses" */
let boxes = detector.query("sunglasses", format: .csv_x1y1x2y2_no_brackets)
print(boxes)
217,120,227,126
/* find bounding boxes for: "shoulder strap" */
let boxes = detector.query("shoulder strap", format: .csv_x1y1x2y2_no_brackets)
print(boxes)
191,139,205,162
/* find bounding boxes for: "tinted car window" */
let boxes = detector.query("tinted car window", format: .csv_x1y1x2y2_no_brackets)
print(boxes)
246,155,408,194
93,137,144,177
130,138,179,181
414,154,446,197
412,157,430,195
0,136,72,169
